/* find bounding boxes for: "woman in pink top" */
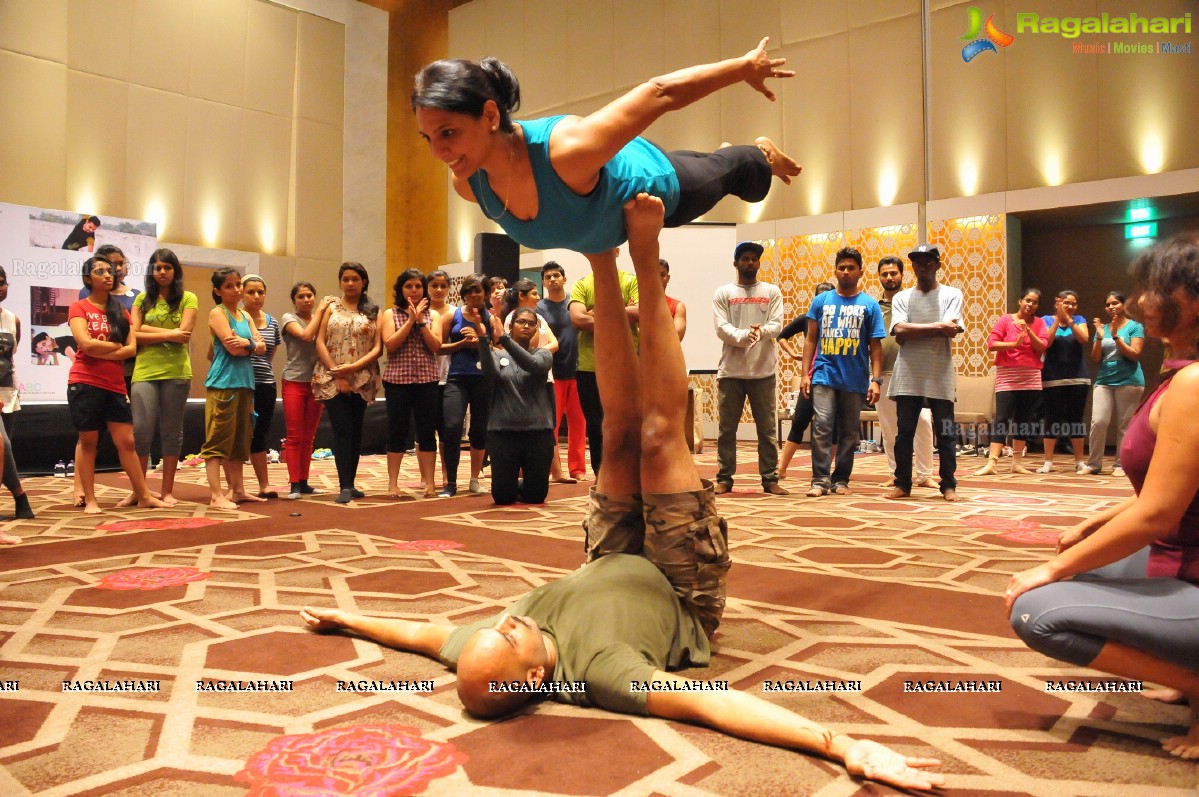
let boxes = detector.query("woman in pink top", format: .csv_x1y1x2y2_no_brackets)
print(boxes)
975,288,1048,475
1006,232,1199,758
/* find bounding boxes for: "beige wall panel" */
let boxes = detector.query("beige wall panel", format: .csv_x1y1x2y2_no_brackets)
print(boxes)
848,0,920,27
127,0,190,94
662,0,721,71
0,0,68,63
778,36,851,218
296,12,344,126
448,1,487,60
0,52,67,210
126,85,187,240
482,0,528,79
568,0,615,99
252,253,297,319
927,4,1006,199
188,0,247,107
66,72,129,218
848,13,923,209
712,82,783,223
129,0,193,96
294,119,343,262
68,0,132,82
343,0,387,274
244,0,298,118
237,109,292,257
294,257,341,301
718,0,781,59
612,0,663,90
643,97,720,154
183,99,243,249
779,0,847,45
1002,0,1100,189
520,0,569,113
1095,0,1199,178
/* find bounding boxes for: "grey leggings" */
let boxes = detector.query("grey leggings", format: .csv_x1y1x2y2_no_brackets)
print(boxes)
1010,547,1199,669
131,379,191,458
1087,384,1143,471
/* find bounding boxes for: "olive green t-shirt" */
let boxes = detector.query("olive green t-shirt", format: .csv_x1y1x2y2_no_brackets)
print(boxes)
132,291,198,382
439,554,708,715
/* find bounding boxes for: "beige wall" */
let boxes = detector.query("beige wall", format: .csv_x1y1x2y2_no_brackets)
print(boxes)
0,0,387,281
442,0,1198,261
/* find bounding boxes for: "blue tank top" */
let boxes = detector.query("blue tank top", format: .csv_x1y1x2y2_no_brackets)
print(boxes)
467,116,680,254
448,306,484,379
206,307,255,390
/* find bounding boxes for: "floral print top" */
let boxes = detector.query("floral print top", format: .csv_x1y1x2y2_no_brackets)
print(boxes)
312,299,380,402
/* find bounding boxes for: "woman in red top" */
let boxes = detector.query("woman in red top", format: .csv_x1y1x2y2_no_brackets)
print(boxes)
975,289,1049,475
67,256,166,514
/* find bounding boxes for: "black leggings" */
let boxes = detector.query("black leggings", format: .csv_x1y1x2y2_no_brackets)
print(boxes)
575,370,604,474
249,382,277,454
442,376,491,485
662,145,772,227
488,429,555,505
1042,383,1089,442
992,389,1042,442
323,392,366,489
384,381,439,453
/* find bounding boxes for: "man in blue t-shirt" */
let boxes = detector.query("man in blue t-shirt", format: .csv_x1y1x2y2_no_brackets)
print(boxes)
800,247,885,496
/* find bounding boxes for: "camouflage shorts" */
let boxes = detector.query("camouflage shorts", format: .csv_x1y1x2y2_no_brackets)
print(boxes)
584,481,730,638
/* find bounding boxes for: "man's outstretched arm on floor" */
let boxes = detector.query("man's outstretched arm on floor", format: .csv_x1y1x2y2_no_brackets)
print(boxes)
301,606,454,658
644,671,945,791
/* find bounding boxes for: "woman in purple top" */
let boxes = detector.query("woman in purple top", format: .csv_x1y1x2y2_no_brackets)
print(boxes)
1006,232,1199,759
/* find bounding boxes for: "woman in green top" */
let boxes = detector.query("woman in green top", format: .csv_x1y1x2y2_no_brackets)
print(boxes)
1085,291,1145,476
128,249,197,506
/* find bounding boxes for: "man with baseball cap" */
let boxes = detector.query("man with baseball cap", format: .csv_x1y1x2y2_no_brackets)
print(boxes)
712,241,787,495
884,244,964,502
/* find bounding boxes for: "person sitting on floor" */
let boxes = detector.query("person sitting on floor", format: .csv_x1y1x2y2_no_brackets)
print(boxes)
300,194,944,791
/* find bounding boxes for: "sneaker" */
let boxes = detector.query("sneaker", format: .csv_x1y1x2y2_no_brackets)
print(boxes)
54,460,66,478
1036,462,1053,474
438,484,457,498
1111,465,1125,477
351,488,365,499
1076,464,1095,475
468,478,486,494
267,449,280,464
334,488,353,504
287,490,302,501
66,460,75,477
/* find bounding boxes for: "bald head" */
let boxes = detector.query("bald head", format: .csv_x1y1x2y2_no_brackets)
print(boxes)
456,615,551,718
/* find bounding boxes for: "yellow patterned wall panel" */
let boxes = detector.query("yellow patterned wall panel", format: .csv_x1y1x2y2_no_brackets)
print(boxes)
926,216,1008,377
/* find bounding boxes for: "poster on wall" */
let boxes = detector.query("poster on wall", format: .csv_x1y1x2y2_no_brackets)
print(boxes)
0,202,157,403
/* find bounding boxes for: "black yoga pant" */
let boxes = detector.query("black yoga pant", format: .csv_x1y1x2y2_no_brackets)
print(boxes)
488,429,555,505
384,381,439,453
662,145,772,228
323,392,366,490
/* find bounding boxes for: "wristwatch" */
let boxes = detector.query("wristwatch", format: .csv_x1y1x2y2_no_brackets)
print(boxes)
870,377,883,385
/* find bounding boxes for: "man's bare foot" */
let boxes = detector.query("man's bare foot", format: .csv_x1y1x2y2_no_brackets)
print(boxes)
551,475,578,484
160,494,179,507
881,477,895,487
942,489,961,502
806,486,826,498
209,496,238,510
917,478,939,489
230,492,268,503
0,531,21,545
1144,687,1187,704
83,501,102,515
1162,706,1199,758
300,606,348,632
883,487,911,500
114,493,138,508
136,495,169,509
754,137,802,184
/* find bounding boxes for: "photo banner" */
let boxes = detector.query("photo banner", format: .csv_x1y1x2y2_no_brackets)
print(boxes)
0,202,157,402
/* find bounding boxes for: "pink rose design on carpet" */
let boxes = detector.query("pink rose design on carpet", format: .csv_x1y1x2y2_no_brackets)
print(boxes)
96,567,212,591
392,540,465,551
235,724,467,796
98,517,224,532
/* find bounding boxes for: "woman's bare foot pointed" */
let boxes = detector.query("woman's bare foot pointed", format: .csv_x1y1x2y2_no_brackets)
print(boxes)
755,137,801,184
137,495,169,509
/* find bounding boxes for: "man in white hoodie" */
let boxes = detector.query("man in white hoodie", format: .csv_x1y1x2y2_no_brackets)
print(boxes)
712,242,787,495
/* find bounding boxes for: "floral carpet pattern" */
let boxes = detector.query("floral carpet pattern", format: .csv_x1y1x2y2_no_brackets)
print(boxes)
0,446,1195,795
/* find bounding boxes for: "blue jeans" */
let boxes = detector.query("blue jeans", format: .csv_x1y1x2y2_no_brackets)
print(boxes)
810,386,864,490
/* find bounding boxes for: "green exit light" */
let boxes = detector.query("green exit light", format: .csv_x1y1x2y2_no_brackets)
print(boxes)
1125,222,1157,239
1128,207,1151,222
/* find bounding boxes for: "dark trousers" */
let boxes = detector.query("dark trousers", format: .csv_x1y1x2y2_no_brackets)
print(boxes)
249,382,278,454
384,381,439,452
442,376,491,485
663,145,772,227
323,392,366,489
894,396,957,493
575,370,604,474
488,429,555,505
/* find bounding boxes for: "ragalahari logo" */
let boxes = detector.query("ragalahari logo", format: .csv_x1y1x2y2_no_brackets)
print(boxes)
961,7,1015,62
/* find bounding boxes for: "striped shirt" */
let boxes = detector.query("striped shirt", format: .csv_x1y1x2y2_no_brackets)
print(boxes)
250,315,280,385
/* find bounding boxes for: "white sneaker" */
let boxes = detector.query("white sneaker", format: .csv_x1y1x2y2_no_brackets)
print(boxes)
1111,466,1125,477
468,478,486,494
1076,463,1095,475
1036,462,1053,473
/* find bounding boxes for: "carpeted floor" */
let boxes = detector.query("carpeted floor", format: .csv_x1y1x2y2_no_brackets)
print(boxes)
1,444,1196,796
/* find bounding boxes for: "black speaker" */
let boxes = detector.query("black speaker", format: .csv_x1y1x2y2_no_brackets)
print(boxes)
474,232,519,283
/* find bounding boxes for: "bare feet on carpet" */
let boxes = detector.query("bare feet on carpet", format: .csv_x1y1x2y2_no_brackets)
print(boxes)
115,493,137,508
1162,701,1199,759
209,496,238,510
883,488,910,500
1144,687,1186,704
942,489,960,502
229,492,268,503
0,531,20,544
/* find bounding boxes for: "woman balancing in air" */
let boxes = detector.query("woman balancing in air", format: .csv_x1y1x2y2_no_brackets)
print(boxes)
411,37,801,257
